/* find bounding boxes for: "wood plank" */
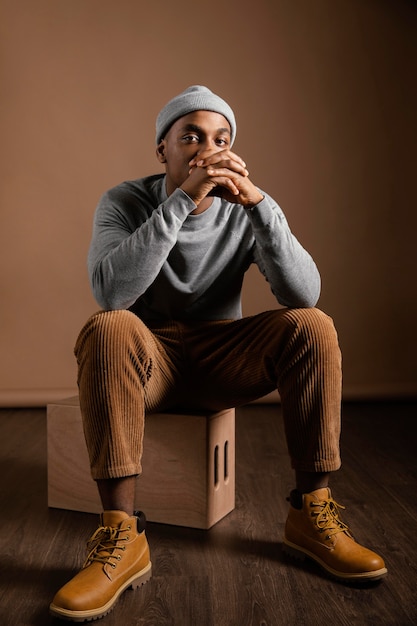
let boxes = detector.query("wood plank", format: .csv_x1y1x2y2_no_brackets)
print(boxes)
0,403,416,625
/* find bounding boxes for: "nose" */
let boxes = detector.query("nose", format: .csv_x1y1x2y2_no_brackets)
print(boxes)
196,138,221,157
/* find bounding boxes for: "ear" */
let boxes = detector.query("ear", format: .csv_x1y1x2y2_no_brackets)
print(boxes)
156,141,167,163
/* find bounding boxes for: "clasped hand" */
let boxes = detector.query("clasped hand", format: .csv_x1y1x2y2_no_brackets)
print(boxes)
182,149,264,208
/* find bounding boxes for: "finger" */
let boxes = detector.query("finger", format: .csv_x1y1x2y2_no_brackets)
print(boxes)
207,166,246,179
200,154,247,171
206,160,249,177
208,175,240,196
190,160,248,177
189,150,246,169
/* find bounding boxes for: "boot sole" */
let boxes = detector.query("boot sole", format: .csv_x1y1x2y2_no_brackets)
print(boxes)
282,539,387,583
49,561,152,622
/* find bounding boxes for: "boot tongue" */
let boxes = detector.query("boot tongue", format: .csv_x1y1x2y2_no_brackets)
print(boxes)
101,510,131,527
290,487,332,509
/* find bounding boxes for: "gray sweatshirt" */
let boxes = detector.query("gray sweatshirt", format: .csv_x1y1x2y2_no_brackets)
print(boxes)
88,174,321,321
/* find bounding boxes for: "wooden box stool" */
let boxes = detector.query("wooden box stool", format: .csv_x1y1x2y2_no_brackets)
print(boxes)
47,396,235,529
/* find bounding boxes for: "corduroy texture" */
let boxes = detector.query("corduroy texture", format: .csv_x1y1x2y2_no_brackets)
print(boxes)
74,308,342,480
155,85,236,145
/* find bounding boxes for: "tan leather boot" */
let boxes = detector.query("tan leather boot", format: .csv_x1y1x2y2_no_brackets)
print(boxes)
283,488,387,582
50,510,152,622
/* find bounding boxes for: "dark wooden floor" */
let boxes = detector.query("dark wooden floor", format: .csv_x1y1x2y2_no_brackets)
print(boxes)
0,401,416,626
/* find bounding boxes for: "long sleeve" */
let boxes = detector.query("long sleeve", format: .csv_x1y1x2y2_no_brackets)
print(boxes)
88,181,196,310
246,194,321,308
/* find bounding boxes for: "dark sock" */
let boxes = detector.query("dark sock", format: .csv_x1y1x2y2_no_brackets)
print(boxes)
288,489,303,509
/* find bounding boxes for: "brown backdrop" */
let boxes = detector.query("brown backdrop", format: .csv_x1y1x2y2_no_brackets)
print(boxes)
1,0,416,405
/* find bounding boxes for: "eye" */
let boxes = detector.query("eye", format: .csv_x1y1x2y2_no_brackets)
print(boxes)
216,137,229,146
182,134,199,143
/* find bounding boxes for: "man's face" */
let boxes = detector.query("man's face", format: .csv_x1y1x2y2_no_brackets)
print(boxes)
156,110,231,195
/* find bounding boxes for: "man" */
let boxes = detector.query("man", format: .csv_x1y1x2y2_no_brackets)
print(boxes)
50,86,387,622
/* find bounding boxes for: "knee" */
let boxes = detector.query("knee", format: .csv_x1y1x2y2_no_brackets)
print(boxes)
279,307,340,349
295,307,336,331
74,310,146,358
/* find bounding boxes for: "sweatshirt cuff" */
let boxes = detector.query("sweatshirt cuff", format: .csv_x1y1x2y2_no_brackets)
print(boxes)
163,187,198,217
244,193,286,228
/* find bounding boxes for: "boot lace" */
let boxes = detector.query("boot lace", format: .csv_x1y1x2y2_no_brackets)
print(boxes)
83,523,131,569
310,497,353,540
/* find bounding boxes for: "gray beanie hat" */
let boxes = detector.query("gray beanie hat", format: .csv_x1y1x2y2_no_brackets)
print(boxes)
156,85,236,145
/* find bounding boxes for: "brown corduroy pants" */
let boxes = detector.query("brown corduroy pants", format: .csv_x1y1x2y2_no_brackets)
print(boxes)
74,307,342,480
